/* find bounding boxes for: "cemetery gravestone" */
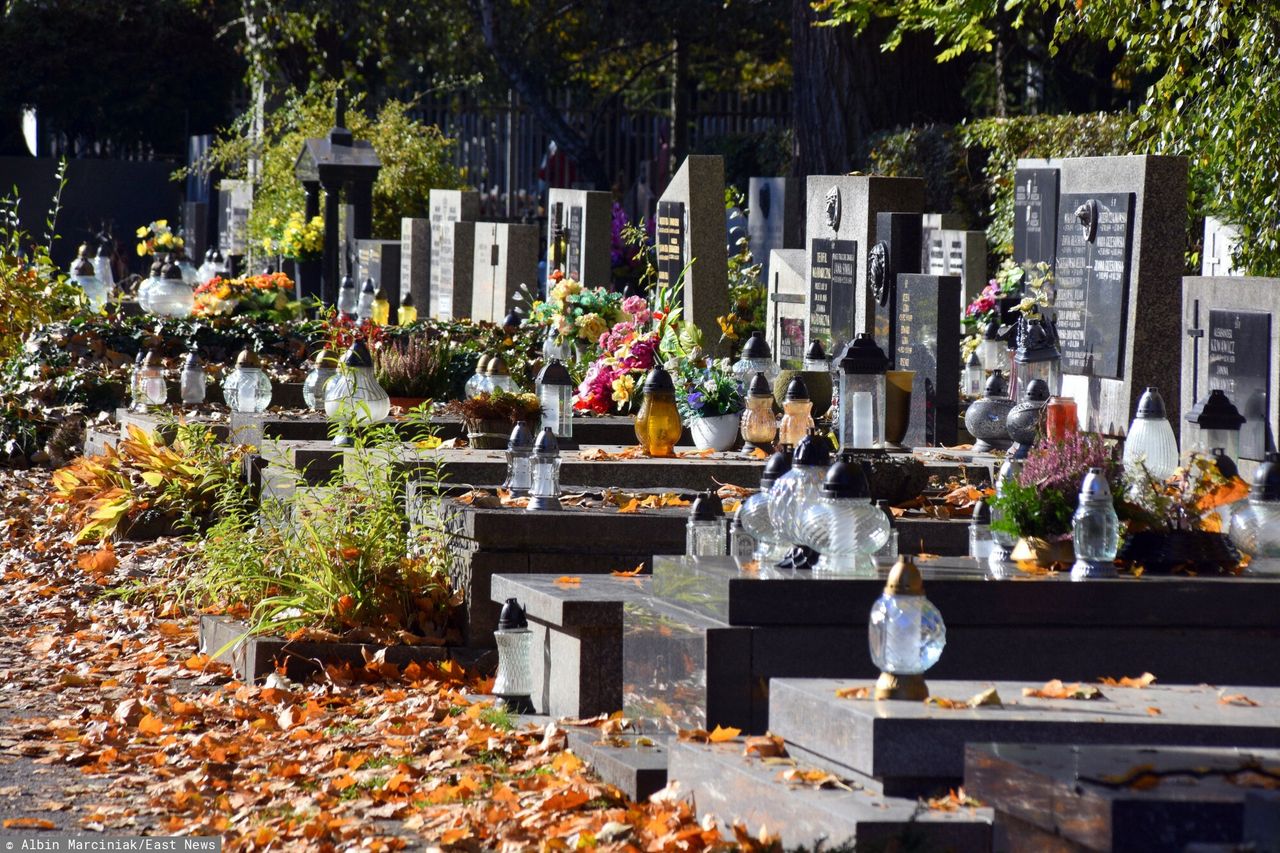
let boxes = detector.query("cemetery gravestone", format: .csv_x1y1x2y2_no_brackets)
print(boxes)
657,156,730,354
1202,215,1242,277
805,176,926,352
747,177,803,285
1013,163,1060,270
428,189,480,320
217,179,252,268
897,274,961,447
766,248,808,369
923,228,987,305
870,212,924,364
919,213,963,273
471,222,539,324
547,188,612,286
1054,155,1188,435
1182,277,1280,469
401,217,430,316
355,239,402,325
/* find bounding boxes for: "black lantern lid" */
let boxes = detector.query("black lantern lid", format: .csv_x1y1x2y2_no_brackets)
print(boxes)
690,491,725,520
212,249,225,264
972,497,991,525
1014,316,1061,363
792,428,832,468
805,339,827,362
537,358,573,387
761,445,793,488
340,340,374,368
741,330,772,360
1023,378,1051,404
1211,447,1239,481
97,241,112,258
534,426,559,455
160,254,183,280
508,420,534,450
497,597,528,630
340,274,354,291
838,333,889,374
642,365,675,394
748,371,772,397
361,276,376,294
783,375,810,402
983,317,1003,341
1135,386,1167,420
984,370,1008,398
72,256,95,276
1185,389,1245,430
1252,452,1280,501
401,291,414,307
503,309,522,328
821,457,870,499
182,351,201,370
966,350,982,369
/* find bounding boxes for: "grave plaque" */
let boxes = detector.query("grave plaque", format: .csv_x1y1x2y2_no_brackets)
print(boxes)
897,274,961,447
566,205,583,280
1053,191,1136,380
778,318,806,370
1013,167,1060,269
656,201,685,293
428,190,479,319
1208,309,1272,460
809,238,857,353
766,248,808,369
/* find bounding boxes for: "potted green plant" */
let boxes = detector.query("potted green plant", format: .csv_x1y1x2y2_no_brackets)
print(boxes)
676,359,745,452
441,390,542,449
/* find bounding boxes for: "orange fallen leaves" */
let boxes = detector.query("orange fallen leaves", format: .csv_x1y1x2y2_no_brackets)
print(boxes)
925,787,982,811
1022,679,1104,700
76,543,118,576
554,575,582,586
1097,672,1157,688
677,724,740,743
743,734,786,758
611,563,644,577
3,818,56,830
835,685,870,700
926,687,1002,709
1219,692,1260,707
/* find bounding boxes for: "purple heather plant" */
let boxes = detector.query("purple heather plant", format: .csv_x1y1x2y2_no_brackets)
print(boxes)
1017,430,1119,493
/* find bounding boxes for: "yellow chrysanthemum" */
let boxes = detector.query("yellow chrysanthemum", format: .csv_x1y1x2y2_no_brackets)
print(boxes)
154,219,167,229
136,242,146,257
135,226,148,238
611,374,635,405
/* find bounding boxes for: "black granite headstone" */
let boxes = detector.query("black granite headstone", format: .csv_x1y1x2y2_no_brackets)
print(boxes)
656,201,685,293
1014,168,1060,270
1209,309,1273,460
897,274,961,447
871,212,924,364
809,238,858,353
567,205,583,281
1053,192,1136,380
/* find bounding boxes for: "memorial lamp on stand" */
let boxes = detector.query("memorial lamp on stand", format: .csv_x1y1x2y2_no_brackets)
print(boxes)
778,375,815,447
536,358,575,442
1012,315,1062,398
767,428,832,570
324,340,390,445
1229,452,1280,570
222,349,274,413
492,598,534,713
964,370,1014,453
302,349,339,411
687,491,727,557
179,351,206,406
1185,389,1244,465
1123,386,1179,483
735,445,793,564
1071,467,1120,580
869,554,946,701
798,455,888,575
504,421,535,497
731,331,779,388
526,427,563,512
837,334,889,452
635,365,683,458
739,371,778,455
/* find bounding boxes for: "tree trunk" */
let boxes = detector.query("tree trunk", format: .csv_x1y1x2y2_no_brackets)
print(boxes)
669,36,690,175
791,0,972,177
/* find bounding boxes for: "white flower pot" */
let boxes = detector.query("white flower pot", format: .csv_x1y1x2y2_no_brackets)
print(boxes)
689,412,741,452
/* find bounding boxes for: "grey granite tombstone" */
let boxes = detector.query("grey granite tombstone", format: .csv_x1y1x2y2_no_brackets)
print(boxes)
657,156,730,355
547,188,612,286
898,274,961,447
924,228,987,306
766,248,808,369
870,212,924,364
747,177,803,285
1054,155,1188,435
471,222,539,324
1182,277,1280,471
1013,164,1060,271
428,189,480,320
401,217,430,314
355,238,402,324
1202,215,1242,277
805,176,926,350
217,179,252,257
920,212,964,272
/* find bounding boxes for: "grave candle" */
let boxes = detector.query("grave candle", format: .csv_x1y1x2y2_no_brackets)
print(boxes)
1012,316,1061,396
837,334,889,451
222,349,273,413
766,428,831,569
778,376,815,447
686,491,728,557
492,598,534,713
732,331,779,389
1071,467,1120,580
736,445,793,564
969,496,993,559
803,339,828,373
1229,452,1280,565
137,350,167,410
1045,396,1079,442
146,255,195,319
94,241,115,291
356,276,376,321
1123,386,1179,482
465,355,493,399
797,456,888,575
71,253,107,313
739,371,778,454
486,357,518,395
503,421,535,497
979,318,1009,376
372,285,390,326
324,340,390,443
963,350,984,398
337,274,357,318
527,427,563,511
398,292,417,325
302,349,338,411
869,555,946,701
179,351,205,406
635,366,682,458
536,358,574,440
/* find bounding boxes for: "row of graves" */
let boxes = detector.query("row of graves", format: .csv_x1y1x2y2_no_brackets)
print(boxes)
89,109,1280,851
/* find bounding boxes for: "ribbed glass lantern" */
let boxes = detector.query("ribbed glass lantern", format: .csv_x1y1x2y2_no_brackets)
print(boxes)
222,349,274,413
874,499,898,560
1012,316,1061,397
837,334,889,451
492,598,534,713
687,491,727,556
466,355,493,399
504,421,535,497
71,251,108,312
731,331,779,389
324,340,390,439
146,255,195,318
135,350,167,410
869,555,946,701
302,349,339,411
179,351,206,405
969,496,993,559
798,455,888,575
337,274,358,317
357,276,376,321
739,371,777,454
1071,468,1120,580
487,357,518,395
527,427,563,511
1229,453,1280,567
1185,389,1245,464
635,366,683,458
766,429,832,569
537,358,575,440
1123,386,1179,482
735,445,793,564
778,376,815,447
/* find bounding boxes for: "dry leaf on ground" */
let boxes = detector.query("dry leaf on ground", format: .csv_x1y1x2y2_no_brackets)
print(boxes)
1098,672,1156,688
1022,679,1103,700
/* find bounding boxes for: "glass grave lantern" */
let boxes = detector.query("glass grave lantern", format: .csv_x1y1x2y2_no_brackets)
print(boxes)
196,248,218,282
735,445,793,564
969,495,993,559
222,349,274,413
487,357,518,395
729,516,756,561
767,428,832,569
988,457,1023,571
324,340,390,443
1123,386,1179,483
135,350,167,410
337,274,358,318
302,349,339,411
492,598,534,713
398,291,417,325
979,317,1009,376
1071,467,1120,580
837,334,889,451
466,355,493,399
798,455,889,575
1185,388,1245,465
128,351,145,410
504,421,535,497
739,371,778,454
372,285,390,326
869,555,946,701
874,499,898,560
179,351,206,405
963,350,984,398
71,253,108,313
94,241,115,292
146,255,195,319
1011,315,1061,398
1045,395,1079,442
357,276,376,321
1229,452,1280,569
687,491,728,557
536,358,575,441
731,331,779,389
136,257,162,313
778,375,815,447
176,251,200,285
803,339,828,373
634,365,682,458
527,427,563,511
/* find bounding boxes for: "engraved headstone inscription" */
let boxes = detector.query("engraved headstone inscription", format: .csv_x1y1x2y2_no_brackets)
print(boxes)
809,238,858,354
1053,192,1136,380
1014,168,1060,270
1208,309,1272,460
897,274,961,448
656,201,685,294
871,212,923,364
